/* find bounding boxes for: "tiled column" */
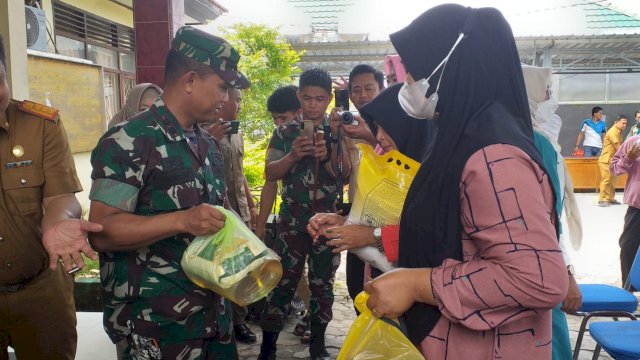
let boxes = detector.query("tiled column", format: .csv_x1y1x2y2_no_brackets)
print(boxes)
133,0,185,88
0,0,29,100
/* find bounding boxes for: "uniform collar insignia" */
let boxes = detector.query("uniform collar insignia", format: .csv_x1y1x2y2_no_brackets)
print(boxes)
150,102,186,143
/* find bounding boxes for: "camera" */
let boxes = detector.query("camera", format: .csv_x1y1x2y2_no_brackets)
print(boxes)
338,111,359,126
280,121,301,141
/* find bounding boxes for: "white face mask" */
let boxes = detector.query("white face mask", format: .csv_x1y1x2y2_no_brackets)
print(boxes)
398,33,464,120
398,78,438,120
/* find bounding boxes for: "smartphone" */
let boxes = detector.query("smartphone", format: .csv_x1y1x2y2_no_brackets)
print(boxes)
301,120,315,140
226,120,240,134
335,89,349,111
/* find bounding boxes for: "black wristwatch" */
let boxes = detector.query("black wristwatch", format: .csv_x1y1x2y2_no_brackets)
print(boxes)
567,264,576,276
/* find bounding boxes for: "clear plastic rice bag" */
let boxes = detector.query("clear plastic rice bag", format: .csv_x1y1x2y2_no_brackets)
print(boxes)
181,206,282,306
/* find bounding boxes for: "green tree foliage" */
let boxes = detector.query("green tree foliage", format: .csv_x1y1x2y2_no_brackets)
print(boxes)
243,136,282,212
222,24,303,141
243,136,269,189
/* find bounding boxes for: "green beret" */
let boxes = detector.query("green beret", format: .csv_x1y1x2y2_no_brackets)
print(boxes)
172,26,250,89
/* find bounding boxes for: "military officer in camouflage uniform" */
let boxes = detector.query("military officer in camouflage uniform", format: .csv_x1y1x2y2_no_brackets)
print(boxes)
88,27,249,360
258,69,351,360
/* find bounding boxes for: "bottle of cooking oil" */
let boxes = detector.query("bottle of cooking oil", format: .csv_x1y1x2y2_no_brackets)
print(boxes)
182,207,282,306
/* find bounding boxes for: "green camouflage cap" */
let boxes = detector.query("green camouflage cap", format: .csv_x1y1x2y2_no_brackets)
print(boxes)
172,26,250,89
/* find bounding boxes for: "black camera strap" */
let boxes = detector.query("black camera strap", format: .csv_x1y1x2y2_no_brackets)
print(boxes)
336,128,344,205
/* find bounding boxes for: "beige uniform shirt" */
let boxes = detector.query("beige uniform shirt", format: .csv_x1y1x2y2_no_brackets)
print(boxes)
598,126,622,164
218,130,251,223
0,100,82,285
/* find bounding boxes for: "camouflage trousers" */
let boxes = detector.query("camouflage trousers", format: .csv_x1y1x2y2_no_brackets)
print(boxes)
260,218,341,333
115,334,238,360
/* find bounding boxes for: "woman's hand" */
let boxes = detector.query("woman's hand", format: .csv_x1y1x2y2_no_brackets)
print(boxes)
364,268,434,319
626,142,640,161
561,274,583,314
341,116,376,146
307,213,346,241
325,225,376,253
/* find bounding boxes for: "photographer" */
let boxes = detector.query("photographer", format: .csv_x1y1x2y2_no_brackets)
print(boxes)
330,64,385,311
330,64,384,147
258,69,351,360
255,86,313,342
255,86,302,243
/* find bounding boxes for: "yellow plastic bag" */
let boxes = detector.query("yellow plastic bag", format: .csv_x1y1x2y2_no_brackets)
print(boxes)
338,292,425,360
181,206,282,306
347,144,420,228
346,144,420,271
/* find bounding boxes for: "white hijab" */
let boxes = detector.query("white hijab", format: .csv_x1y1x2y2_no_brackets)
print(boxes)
521,65,563,151
522,64,582,251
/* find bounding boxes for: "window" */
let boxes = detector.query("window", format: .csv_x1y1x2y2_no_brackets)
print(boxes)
121,75,136,103
55,35,85,58
609,73,640,102
87,44,118,70
53,1,136,124
103,71,121,122
556,72,640,103
120,53,135,73
558,73,606,102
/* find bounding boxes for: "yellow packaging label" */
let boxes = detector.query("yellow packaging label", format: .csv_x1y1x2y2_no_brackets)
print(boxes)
348,144,420,227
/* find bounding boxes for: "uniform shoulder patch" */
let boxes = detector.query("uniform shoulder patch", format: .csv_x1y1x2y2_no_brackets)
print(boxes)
17,100,60,122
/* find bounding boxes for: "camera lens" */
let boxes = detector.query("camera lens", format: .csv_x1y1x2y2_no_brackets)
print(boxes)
340,112,355,125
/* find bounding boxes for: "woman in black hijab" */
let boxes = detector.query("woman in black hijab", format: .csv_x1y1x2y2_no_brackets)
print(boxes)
359,82,436,162
307,83,435,261
363,5,568,359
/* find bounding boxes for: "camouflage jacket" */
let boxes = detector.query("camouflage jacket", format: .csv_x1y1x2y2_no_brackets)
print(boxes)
265,119,338,231
89,99,229,342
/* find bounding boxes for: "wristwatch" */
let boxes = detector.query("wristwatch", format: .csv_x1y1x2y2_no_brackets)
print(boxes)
567,264,576,276
373,227,384,253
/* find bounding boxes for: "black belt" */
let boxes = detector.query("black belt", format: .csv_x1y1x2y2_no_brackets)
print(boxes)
0,282,25,292
0,271,42,292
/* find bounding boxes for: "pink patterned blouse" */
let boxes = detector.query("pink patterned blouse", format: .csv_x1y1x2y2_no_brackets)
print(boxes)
421,144,568,360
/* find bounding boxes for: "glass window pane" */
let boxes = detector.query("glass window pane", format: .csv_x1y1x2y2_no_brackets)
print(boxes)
104,72,121,126
55,36,85,59
87,44,118,69
122,78,135,103
609,73,640,102
558,73,606,102
120,53,135,72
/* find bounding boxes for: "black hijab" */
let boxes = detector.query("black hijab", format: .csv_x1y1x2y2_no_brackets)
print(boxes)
391,5,545,345
359,83,436,162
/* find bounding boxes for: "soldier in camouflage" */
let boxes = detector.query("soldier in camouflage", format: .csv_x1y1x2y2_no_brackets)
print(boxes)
88,26,249,360
258,69,351,360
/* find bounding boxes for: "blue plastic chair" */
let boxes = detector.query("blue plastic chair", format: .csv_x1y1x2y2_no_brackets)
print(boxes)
572,249,639,360
588,249,640,359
